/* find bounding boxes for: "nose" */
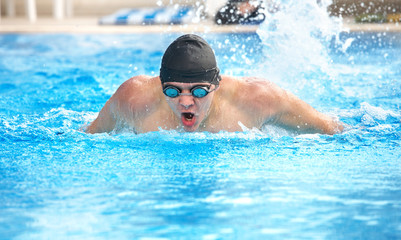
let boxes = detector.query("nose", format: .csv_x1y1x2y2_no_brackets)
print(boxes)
179,95,195,109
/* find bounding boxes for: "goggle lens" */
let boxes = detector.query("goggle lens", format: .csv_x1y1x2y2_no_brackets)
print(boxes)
164,87,180,98
163,85,212,98
192,87,208,98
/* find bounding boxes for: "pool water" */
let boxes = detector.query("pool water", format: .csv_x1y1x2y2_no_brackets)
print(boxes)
1,3,401,240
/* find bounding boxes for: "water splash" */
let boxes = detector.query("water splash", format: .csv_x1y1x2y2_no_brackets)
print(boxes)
256,0,343,92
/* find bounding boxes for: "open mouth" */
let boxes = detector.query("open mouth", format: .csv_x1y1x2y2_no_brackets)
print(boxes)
182,112,194,121
181,112,196,127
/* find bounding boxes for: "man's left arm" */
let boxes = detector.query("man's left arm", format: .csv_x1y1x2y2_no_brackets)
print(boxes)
273,90,344,135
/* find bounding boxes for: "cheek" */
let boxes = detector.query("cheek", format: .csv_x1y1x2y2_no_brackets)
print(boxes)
197,97,213,112
166,98,178,110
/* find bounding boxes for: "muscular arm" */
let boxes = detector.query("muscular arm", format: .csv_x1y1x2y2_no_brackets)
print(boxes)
86,75,157,134
273,90,343,134
238,77,343,135
86,96,116,134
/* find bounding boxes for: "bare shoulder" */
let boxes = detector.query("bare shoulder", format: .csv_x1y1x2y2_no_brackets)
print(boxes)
112,75,163,111
115,75,159,99
221,76,283,94
86,75,161,134
218,76,343,134
220,76,286,113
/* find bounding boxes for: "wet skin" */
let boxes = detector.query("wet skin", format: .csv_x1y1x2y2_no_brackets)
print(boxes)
86,75,343,135
163,82,218,132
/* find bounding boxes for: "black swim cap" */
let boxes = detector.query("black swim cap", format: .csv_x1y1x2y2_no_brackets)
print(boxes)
160,34,221,85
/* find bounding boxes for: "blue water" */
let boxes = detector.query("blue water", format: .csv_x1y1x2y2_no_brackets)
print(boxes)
1,29,401,240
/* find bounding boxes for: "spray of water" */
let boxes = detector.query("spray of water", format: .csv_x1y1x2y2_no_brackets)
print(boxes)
256,0,343,94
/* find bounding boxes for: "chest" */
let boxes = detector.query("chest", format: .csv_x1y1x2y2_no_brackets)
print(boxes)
134,109,178,133
202,104,260,132
132,98,262,133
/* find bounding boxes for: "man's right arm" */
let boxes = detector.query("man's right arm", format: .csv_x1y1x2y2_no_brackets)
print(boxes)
86,77,133,134
85,97,117,134
85,75,155,134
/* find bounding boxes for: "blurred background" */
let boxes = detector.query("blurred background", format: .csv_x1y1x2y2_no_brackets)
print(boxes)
1,0,400,21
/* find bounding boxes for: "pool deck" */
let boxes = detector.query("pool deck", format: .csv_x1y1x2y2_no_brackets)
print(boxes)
0,17,400,33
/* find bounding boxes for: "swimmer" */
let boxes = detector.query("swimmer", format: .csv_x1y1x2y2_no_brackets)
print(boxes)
86,34,343,135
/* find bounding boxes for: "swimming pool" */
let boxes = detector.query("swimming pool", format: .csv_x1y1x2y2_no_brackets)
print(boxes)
1,9,401,240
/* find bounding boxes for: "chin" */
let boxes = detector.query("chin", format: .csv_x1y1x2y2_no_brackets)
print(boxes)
183,127,196,132
182,124,199,132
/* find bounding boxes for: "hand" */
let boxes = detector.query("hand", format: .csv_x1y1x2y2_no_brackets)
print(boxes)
237,1,257,16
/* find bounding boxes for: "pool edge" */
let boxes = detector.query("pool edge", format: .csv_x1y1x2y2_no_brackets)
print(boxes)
0,17,400,34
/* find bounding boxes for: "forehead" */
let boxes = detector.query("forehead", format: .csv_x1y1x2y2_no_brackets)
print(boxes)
163,82,209,88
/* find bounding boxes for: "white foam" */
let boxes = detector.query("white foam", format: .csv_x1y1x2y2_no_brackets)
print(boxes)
256,0,343,89
360,102,400,121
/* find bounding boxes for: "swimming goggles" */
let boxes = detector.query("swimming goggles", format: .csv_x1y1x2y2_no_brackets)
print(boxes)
163,84,216,98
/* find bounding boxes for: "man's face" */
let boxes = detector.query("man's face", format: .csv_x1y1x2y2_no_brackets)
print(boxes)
163,82,217,132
